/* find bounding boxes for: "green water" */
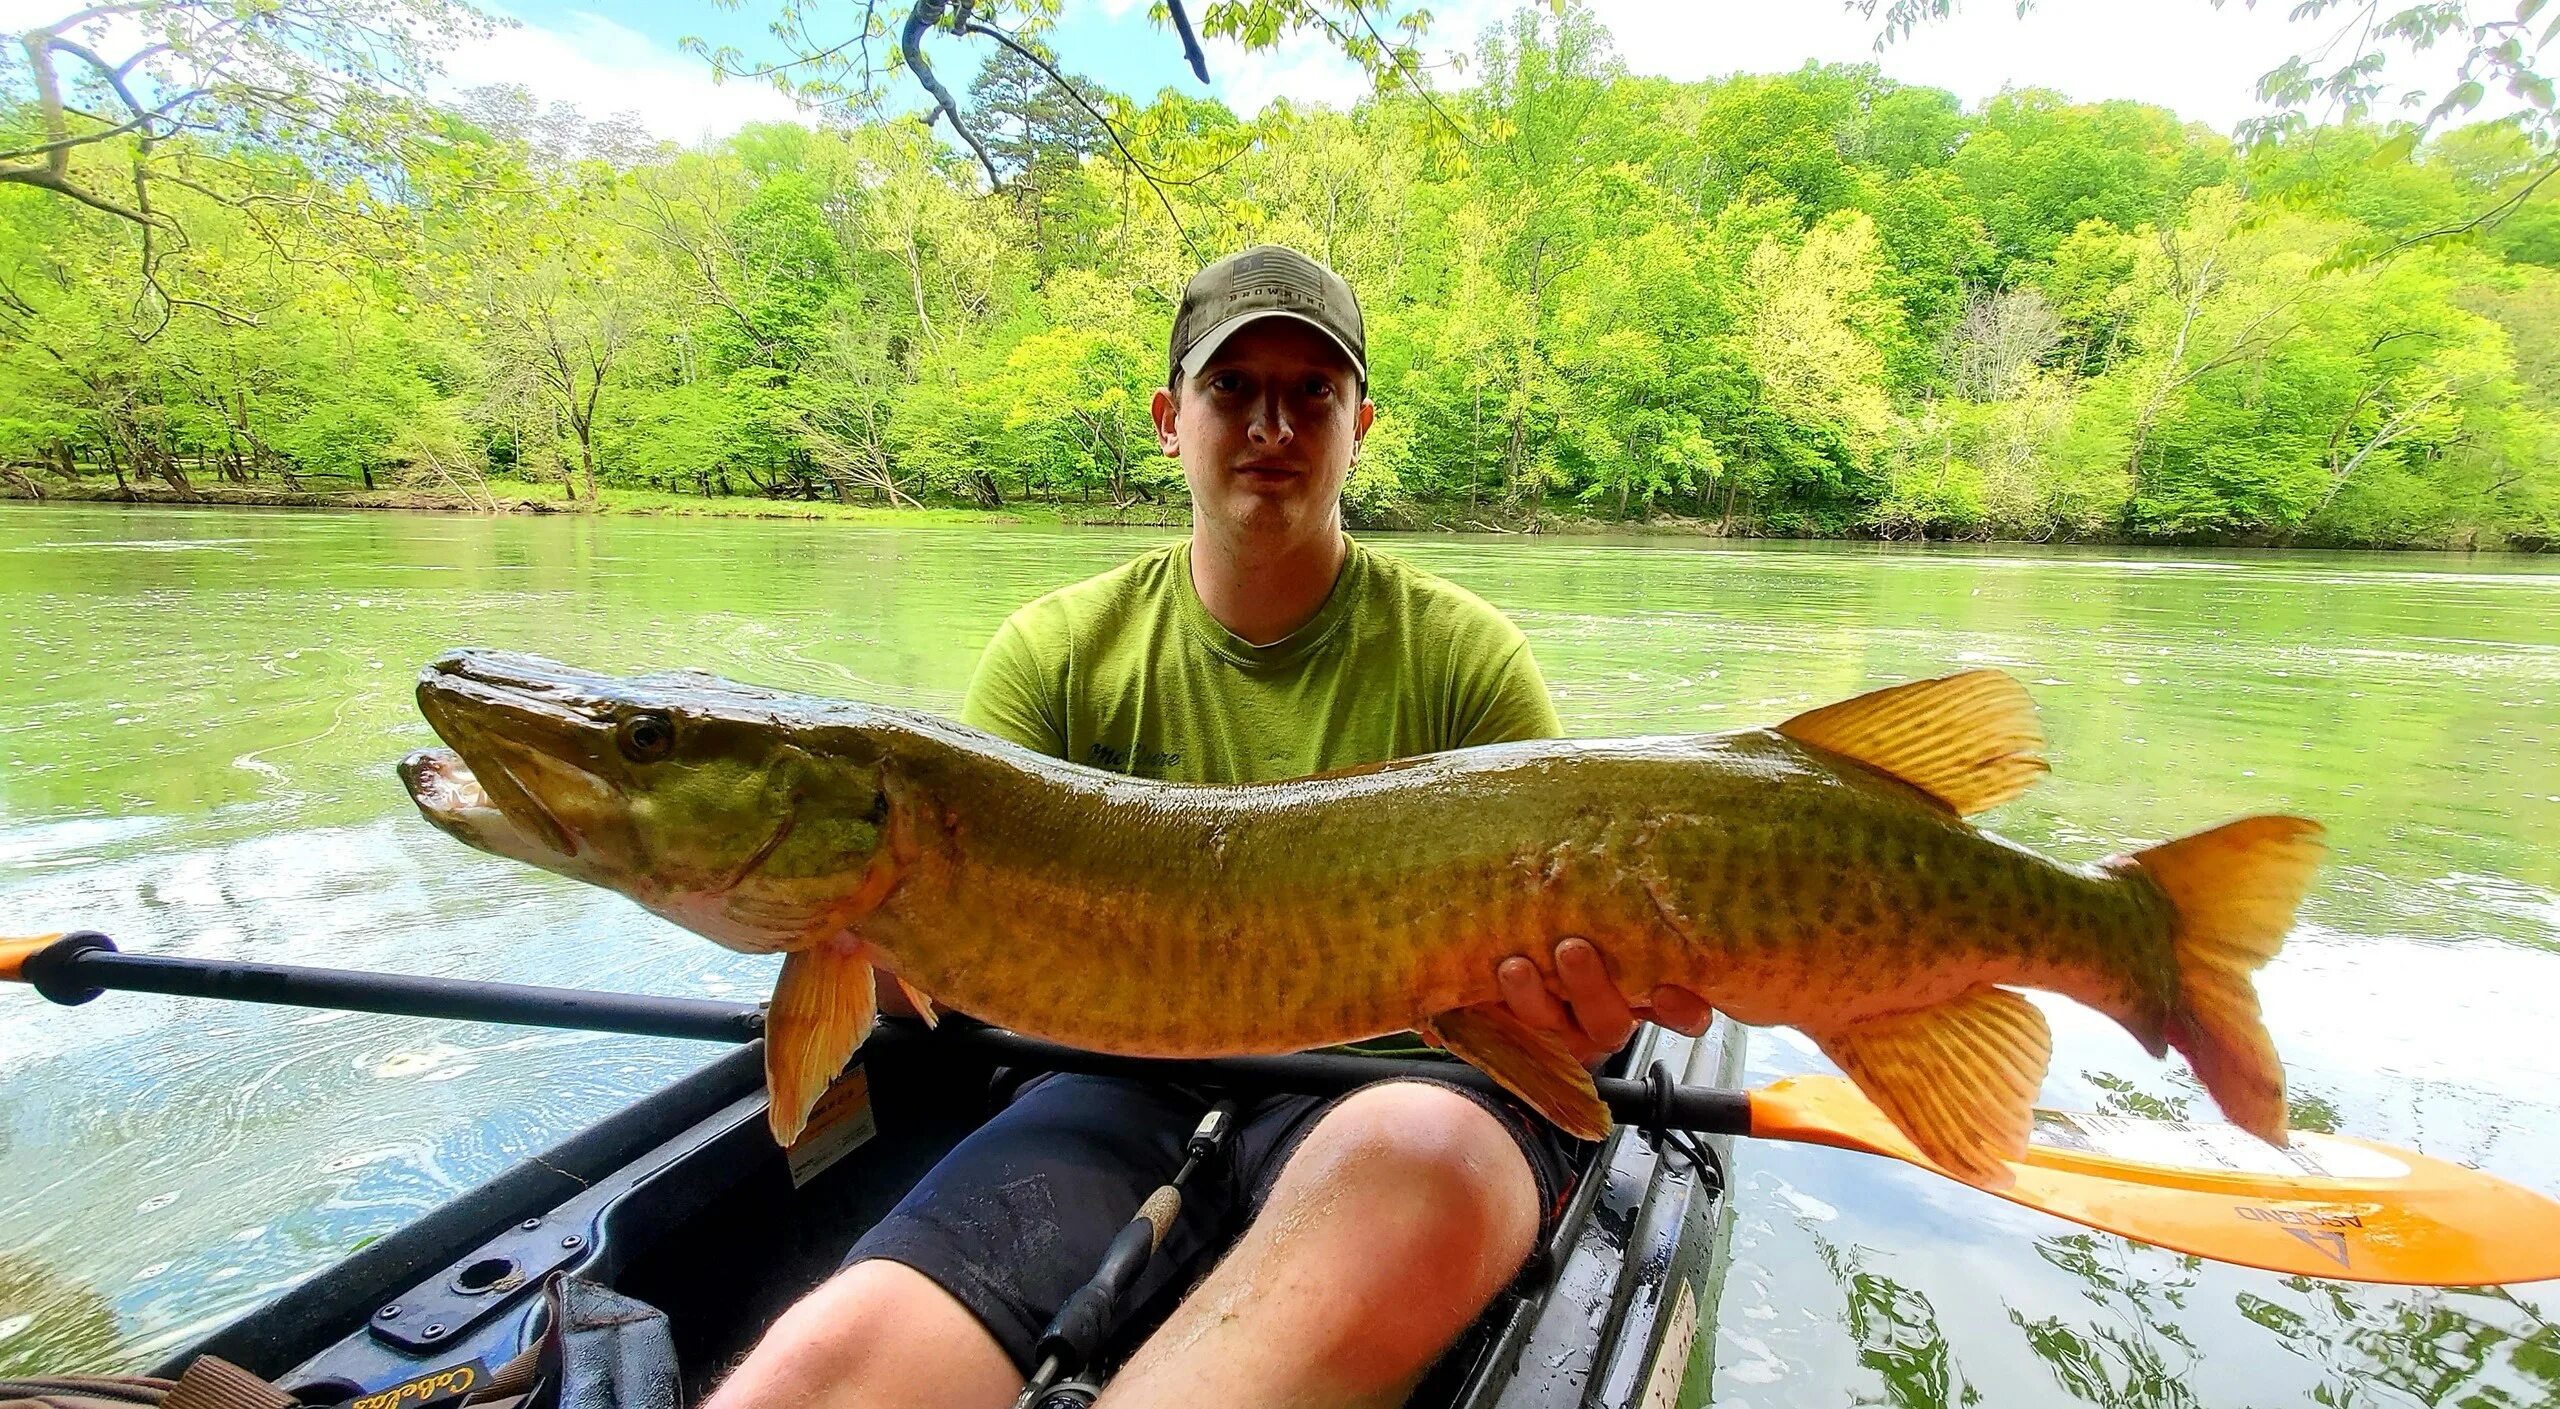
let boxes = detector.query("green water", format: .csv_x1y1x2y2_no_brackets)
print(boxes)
1,504,2554,1404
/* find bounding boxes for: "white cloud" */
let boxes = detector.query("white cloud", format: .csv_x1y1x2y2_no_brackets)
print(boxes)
1212,27,1380,119
439,8,812,146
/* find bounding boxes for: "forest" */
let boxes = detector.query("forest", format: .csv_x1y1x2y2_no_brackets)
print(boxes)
6,1,2560,547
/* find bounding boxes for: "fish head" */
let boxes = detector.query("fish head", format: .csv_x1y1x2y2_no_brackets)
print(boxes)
400,649,894,955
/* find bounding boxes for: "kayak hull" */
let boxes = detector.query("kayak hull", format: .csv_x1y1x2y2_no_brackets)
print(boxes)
166,1019,1747,1408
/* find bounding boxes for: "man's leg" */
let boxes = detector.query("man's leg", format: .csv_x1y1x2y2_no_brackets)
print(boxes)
705,1073,1233,1409
703,1261,1018,1409
1098,1082,1546,1409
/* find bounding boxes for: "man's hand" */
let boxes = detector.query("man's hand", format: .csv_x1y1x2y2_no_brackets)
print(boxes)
1490,937,1716,1069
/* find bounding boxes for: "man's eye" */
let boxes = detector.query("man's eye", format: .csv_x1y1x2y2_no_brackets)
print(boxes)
1210,373,1245,394
1305,378,1335,398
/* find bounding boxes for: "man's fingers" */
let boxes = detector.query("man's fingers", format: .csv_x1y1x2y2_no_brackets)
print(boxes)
1497,956,1570,1033
1554,938,1635,1054
1648,984,1717,1038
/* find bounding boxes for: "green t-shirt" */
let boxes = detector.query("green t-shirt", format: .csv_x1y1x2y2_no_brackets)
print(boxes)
959,536,1560,782
958,535,1561,1056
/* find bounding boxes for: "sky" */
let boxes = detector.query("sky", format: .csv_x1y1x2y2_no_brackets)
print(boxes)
1,0,2487,148
450,0,2440,146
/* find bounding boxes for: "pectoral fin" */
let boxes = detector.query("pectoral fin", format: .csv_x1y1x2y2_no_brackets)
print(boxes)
1810,986,2051,1190
896,976,941,1028
765,942,878,1147
1423,1003,1610,1141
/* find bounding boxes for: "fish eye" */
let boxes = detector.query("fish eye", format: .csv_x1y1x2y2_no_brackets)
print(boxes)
617,712,676,763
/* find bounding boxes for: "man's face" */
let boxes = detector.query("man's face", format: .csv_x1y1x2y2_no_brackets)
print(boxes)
1152,318,1374,543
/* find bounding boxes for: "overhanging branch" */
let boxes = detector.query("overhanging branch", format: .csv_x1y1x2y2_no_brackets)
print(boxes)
900,0,1002,187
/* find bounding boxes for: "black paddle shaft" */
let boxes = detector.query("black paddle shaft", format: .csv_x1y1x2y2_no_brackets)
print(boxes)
13,933,1754,1136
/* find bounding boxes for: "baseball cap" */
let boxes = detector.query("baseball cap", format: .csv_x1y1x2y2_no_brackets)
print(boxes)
1168,245,1367,388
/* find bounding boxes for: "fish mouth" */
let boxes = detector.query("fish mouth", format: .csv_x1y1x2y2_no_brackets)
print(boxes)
399,747,557,859
408,651,621,861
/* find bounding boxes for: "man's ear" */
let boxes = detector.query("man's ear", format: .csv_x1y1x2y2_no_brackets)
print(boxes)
1352,397,1376,458
1152,384,1183,457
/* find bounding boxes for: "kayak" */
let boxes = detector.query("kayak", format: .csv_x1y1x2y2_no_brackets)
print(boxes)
15,928,2553,1409
149,1014,1748,1408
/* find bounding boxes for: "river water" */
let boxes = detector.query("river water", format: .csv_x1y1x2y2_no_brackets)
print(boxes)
0,504,2553,1405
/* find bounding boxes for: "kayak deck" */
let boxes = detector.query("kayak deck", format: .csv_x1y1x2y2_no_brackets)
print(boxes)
168,1019,1746,1407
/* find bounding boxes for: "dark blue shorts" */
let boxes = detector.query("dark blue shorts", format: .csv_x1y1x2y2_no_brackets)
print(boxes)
844,1069,1582,1373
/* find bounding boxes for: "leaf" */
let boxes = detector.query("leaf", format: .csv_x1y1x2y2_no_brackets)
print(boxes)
2365,131,2419,167
2429,79,2488,122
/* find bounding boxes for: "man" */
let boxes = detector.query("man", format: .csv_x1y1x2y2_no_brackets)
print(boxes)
708,246,1712,1409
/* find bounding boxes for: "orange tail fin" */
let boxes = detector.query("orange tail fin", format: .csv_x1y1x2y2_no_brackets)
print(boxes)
2126,815,2326,1144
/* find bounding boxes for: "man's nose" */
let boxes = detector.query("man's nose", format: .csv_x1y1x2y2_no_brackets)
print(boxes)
1247,391,1294,444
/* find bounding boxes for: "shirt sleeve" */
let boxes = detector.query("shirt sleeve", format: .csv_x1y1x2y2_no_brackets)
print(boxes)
1456,636,1563,747
958,614,1068,758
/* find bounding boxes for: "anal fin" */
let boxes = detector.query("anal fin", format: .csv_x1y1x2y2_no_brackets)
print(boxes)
1810,986,2051,1190
1423,1003,1610,1141
765,942,879,1147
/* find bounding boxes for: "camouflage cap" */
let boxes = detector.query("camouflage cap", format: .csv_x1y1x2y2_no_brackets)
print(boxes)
1168,244,1367,388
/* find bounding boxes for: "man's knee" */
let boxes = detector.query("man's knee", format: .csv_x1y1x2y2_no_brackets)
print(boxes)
1268,1081,1542,1281
704,1259,1015,1409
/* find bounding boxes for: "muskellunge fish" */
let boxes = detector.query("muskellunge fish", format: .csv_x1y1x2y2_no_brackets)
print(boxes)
397,649,2323,1188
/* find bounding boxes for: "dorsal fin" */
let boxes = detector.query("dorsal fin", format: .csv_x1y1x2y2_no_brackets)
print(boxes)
1775,669,2047,816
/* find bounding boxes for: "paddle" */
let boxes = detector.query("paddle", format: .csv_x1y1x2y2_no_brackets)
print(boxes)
10,931,2558,1287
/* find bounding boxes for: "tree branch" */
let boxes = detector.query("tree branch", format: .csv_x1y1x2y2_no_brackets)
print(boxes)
2373,159,2560,260
961,20,1204,259
1165,0,1211,84
0,161,153,224
901,0,1002,188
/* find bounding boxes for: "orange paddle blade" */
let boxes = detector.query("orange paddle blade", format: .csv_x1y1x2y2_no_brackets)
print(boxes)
1750,1074,2560,1287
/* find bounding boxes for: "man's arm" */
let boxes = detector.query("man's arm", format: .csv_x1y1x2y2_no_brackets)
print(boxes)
1454,637,1563,749
957,615,1069,756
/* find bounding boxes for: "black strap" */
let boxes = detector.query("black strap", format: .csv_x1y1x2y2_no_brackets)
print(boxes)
1637,1060,1720,1180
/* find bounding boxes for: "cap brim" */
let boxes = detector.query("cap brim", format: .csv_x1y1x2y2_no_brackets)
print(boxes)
1177,310,1366,384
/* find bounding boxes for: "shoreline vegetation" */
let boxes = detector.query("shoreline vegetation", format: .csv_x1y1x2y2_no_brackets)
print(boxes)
7,476,2549,550
10,5,2560,552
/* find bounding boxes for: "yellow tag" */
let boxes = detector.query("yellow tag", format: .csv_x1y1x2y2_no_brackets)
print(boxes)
787,1063,877,1187
342,1359,487,1409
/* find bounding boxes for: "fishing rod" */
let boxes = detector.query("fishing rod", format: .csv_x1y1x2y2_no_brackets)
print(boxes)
9,931,2560,1288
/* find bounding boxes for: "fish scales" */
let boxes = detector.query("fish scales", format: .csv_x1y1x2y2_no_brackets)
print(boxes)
861,732,2156,1058
400,651,2322,1185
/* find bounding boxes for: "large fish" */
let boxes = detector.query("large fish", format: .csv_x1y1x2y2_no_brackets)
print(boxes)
397,649,2323,1188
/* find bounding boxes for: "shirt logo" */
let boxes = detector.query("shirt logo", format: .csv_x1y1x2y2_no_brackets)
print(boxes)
1087,741,1183,776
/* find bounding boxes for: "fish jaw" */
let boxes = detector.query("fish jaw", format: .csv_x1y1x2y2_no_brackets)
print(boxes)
399,747,579,877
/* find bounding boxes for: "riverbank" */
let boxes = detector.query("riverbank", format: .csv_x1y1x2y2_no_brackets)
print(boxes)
0,475,1674,535
3,475,2547,549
